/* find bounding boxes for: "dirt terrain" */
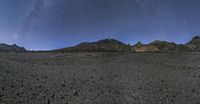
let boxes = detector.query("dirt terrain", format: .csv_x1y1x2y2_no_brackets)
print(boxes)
0,52,200,104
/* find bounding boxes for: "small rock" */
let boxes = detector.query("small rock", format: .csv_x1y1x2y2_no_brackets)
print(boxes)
47,99,50,104
61,84,66,87
11,85,14,88
192,89,195,93
138,87,143,90
0,94,4,97
73,91,79,96
16,93,20,96
5,70,11,73
51,94,55,98
161,80,166,84
44,76,48,78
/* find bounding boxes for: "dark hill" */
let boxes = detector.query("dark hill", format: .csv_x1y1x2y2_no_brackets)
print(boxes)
55,36,200,53
133,40,193,52
186,36,200,51
0,43,26,52
132,42,145,48
149,40,177,52
132,42,160,52
56,38,132,52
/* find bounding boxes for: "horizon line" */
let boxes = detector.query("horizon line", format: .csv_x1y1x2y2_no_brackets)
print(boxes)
0,35,199,51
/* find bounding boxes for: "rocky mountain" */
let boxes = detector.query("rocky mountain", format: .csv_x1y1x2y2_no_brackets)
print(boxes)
132,42,159,52
132,42,145,48
186,36,200,51
0,43,26,52
134,45,159,52
148,40,193,52
173,44,192,52
56,38,132,52
149,40,177,52
56,36,200,53
132,36,200,52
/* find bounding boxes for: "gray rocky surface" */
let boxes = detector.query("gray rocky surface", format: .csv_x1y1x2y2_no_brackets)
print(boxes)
0,52,200,104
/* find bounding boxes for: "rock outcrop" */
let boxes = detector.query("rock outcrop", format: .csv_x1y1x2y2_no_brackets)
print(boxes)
186,36,200,51
133,42,159,52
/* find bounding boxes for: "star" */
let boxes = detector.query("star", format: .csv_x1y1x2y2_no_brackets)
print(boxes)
13,33,19,39
182,21,186,25
156,10,161,15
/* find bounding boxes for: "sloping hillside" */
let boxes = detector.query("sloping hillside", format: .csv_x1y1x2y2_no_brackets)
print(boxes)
132,42,159,52
55,36,200,52
0,44,26,52
186,36,200,51
149,40,177,52
56,38,132,52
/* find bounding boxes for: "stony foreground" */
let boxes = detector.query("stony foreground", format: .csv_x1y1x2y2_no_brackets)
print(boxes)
0,52,200,104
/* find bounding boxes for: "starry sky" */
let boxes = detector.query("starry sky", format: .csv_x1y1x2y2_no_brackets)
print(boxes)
0,0,200,50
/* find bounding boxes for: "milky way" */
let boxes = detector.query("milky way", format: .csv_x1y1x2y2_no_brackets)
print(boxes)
20,0,55,34
0,0,200,50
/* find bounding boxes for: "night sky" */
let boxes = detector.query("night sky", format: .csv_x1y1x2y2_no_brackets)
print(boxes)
0,0,200,50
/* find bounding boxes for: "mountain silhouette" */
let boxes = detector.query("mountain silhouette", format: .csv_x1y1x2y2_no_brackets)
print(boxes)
132,42,159,52
149,40,177,52
186,36,200,51
56,38,132,52
55,36,200,52
0,43,26,52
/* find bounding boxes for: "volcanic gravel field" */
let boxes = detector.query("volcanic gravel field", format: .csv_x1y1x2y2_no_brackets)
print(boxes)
0,52,200,104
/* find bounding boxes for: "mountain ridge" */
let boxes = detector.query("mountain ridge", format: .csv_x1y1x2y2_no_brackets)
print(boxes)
56,38,132,52
55,36,200,52
186,36,200,51
0,43,26,52
1,36,199,52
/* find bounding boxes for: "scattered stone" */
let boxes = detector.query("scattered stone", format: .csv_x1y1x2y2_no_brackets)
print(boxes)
47,99,50,104
5,70,11,73
10,85,14,88
73,90,79,96
61,84,66,87
138,87,143,90
0,94,4,97
44,76,48,78
51,94,55,98
192,89,195,93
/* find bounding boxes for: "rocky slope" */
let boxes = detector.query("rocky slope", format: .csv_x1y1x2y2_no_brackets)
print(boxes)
0,43,26,52
133,36,199,52
132,42,159,52
186,36,200,51
56,38,132,52
55,36,200,52
149,40,177,52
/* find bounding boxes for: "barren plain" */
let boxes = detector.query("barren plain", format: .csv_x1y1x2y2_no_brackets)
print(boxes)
0,52,200,104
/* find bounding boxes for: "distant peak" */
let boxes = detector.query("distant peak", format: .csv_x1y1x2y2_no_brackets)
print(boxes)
97,38,125,44
0,43,26,52
150,40,176,45
192,36,200,40
150,40,164,44
136,41,142,44
12,44,17,46
134,42,144,45
102,38,115,41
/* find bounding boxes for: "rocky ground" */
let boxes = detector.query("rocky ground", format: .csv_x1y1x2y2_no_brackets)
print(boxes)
0,52,200,104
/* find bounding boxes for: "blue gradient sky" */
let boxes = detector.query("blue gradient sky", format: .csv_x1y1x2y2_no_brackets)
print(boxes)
0,0,200,50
